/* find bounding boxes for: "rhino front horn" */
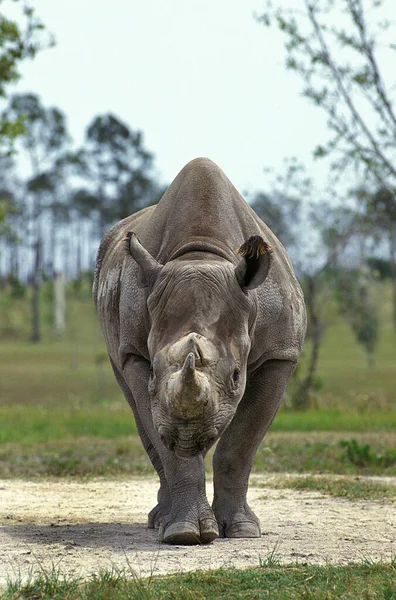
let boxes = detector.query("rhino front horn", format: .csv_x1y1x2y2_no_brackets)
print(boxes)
181,352,195,378
166,353,210,419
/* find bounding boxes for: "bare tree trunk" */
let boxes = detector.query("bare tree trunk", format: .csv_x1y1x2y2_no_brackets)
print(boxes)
12,240,19,281
75,216,82,281
390,227,396,332
54,271,66,335
49,208,56,279
31,237,41,343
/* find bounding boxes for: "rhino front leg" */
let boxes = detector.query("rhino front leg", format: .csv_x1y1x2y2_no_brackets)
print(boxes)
212,359,296,538
114,355,218,544
109,357,171,528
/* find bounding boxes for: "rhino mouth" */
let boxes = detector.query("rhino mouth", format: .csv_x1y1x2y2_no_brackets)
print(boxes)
158,425,218,458
174,446,202,459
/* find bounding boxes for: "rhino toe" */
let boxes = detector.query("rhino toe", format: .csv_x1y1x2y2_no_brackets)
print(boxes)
215,506,261,538
148,501,171,529
159,521,201,544
159,516,219,545
199,517,219,543
223,520,261,538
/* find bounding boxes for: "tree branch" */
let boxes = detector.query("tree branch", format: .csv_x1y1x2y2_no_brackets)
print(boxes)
304,0,396,180
351,0,396,131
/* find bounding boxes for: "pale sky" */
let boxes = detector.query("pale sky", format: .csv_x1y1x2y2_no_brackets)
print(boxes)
12,0,330,193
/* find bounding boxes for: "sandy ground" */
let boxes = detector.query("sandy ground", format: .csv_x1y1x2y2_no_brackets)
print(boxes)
0,476,395,586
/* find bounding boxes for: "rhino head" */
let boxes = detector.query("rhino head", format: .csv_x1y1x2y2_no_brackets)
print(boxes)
127,232,272,458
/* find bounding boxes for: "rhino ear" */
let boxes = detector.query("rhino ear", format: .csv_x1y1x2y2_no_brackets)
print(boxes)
126,232,163,288
234,236,273,291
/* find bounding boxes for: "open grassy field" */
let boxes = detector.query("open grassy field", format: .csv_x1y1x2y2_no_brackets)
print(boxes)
0,280,395,479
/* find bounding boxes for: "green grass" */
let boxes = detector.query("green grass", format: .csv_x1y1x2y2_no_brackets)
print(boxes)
2,563,396,599
0,436,151,478
1,280,395,411
272,409,396,430
1,281,396,479
254,432,396,476
264,474,396,502
1,431,395,478
1,404,396,448
0,403,136,445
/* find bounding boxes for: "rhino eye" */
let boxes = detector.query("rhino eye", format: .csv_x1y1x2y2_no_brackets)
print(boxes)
232,368,240,385
148,365,157,394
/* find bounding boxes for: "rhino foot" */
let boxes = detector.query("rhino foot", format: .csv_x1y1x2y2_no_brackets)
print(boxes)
148,501,171,529
214,507,261,538
158,511,219,544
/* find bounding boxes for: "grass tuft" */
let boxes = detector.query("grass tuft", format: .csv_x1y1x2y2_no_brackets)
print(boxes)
2,563,396,600
259,543,282,567
265,474,396,502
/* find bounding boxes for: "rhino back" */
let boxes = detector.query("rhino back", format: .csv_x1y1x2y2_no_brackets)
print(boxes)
94,158,306,365
137,158,281,263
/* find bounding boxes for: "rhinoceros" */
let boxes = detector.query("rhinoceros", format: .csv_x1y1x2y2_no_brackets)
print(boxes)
93,157,306,545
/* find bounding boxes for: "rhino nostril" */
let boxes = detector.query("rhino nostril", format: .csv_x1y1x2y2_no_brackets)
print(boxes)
159,431,176,451
197,429,217,450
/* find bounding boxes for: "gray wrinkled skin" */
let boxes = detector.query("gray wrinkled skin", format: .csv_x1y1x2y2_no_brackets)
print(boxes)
94,158,306,545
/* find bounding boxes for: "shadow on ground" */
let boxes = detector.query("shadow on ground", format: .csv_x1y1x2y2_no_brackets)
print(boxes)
3,521,162,553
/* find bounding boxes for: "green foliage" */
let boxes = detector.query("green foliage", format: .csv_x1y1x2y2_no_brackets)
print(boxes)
335,267,378,365
80,113,157,226
0,1,53,156
340,438,396,469
4,93,71,164
8,275,25,297
367,256,392,279
254,431,396,477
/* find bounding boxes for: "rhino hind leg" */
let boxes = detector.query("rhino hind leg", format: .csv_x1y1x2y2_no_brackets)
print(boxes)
212,359,296,538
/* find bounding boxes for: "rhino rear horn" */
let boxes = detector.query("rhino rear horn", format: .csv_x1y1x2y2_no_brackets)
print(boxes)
234,236,272,291
126,232,162,288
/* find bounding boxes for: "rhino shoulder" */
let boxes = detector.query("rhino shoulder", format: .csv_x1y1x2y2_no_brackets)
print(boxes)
93,206,154,308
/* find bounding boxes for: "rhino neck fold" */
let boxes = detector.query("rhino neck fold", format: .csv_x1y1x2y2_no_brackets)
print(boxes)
167,237,236,263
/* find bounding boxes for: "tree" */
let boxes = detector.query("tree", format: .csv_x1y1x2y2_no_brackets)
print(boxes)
0,1,53,154
352,185,396,329
250,159,359,407
248,158,306,250
0,1,52,240
2,93,70,341
293,204,357,408
335,266,378,367
259,0,396,189
81,114,157,232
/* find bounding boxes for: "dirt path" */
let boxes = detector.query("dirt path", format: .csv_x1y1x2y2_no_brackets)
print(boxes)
1,476,395,585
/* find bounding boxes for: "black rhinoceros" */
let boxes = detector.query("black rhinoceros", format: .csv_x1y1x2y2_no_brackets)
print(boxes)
93,157,306,545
